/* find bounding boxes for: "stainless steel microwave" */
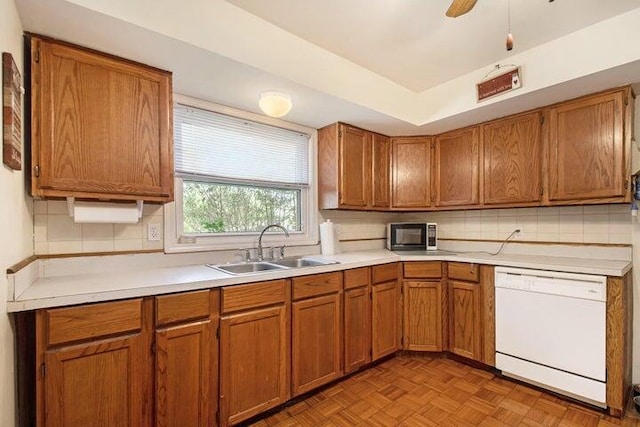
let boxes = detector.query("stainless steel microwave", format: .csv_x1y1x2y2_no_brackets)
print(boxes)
387,223,437,251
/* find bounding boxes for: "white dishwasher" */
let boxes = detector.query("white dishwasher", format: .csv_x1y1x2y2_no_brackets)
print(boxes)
495,266,607,407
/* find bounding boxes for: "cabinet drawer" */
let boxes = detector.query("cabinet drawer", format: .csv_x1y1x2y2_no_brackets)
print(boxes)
222,280,288,314
403,262,442,279
155,290,211,326
45,299,142,347
344,267,370,290
448,262,480,282
293,272,342,300
371,263,398,284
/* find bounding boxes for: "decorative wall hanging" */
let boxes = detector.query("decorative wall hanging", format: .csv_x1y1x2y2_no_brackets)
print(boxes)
477,64,521,102
3,52,22,170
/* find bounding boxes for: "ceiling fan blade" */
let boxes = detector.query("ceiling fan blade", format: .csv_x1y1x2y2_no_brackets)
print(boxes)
446,0,478,18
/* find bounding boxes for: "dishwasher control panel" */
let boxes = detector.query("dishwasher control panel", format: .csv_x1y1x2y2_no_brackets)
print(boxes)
495,266,606,302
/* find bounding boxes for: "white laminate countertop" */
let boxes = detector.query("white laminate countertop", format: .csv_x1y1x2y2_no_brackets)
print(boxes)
6,246,632,313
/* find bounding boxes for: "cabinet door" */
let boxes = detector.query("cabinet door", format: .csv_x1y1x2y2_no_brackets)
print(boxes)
220,305,289,426
339,125,370,208
371,133,390,208
548,90,626,202
433,127,480,207
344,286,371,373
403,281,442,352
371,280,400,360
156,320,214,427
31,37,173,202
449,280,482,361
44,334,147,427
391,137,432,208
292,293,342,396
483,111,543,205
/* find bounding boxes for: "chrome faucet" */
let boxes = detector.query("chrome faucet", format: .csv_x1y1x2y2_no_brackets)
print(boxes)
258,224,289,260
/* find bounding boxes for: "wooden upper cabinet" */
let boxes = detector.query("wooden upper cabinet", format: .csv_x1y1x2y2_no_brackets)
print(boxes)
547,88,630,203
371,133,391,208
339,125,370,208
391,136,432,209
29,36,173,202
483,111,543,205
433,127,480,207
318,122,390,210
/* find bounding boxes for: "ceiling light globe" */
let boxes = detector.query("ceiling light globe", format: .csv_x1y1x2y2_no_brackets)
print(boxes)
259,92,293,118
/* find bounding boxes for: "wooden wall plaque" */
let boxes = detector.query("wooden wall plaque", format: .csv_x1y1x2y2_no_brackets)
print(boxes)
477,67,521,102
3,52,22,170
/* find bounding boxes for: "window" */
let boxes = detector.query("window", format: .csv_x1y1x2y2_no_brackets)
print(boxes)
164,96,318,253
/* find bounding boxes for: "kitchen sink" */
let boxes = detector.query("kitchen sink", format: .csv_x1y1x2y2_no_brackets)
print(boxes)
207,257,338,275
208,261,287,275
269,258,332,268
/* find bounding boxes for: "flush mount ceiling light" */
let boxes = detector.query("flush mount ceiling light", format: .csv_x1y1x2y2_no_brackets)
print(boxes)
258,92,292,118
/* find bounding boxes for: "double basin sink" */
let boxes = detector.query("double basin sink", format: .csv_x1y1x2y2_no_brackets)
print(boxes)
208,257,339,275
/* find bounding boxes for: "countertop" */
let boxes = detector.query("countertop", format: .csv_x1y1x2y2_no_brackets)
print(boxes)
7,247,632,312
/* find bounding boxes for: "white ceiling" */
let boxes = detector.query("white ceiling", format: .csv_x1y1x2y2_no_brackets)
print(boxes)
228,0,640,92
14,0,640,135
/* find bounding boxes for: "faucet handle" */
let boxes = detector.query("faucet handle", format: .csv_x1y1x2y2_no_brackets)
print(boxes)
274,245,285,259
236,248,251,262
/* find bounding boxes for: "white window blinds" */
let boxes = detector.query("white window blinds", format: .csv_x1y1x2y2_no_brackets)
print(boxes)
174,104,310,186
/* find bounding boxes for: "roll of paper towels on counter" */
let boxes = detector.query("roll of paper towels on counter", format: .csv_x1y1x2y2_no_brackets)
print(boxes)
319,219,340,255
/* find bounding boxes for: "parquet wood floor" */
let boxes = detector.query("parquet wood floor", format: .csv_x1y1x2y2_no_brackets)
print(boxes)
248,354,640,427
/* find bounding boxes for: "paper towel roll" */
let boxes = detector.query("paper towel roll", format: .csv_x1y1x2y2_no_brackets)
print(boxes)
320,219,340,255
73,201,141,224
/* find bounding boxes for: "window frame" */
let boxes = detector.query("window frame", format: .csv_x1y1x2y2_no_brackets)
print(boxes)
164,94,318,253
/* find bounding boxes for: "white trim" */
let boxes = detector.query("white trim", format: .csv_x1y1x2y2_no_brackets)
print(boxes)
165,94,319,253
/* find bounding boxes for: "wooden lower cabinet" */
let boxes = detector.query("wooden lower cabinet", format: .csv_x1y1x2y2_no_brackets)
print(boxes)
403,280,443,351
449,280,481,360
292,292,343,396
371,280,400,360
448,261,483,362
344,285,371,373
219,280,290,426
36,299,153,427
155,290,218,427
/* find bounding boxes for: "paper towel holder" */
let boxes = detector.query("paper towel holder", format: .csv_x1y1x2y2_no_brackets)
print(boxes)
66,197,144,221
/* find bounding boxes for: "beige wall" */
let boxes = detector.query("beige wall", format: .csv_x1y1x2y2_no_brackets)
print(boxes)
0,0,33,425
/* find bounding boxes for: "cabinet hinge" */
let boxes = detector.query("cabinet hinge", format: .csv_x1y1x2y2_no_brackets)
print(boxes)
40,363,45,378
624,94,629,106
151,341,156,355
34,48,40,63
216,326,220,339
338,129,342,138
540,186,544,196
34,165,40,178
625,180,629,190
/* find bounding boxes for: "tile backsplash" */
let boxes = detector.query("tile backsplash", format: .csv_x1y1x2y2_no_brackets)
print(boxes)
404,204,632,245
34,200,164,255
33,201,632,256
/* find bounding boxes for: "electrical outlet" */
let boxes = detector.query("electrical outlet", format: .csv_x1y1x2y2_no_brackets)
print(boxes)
513,229,524,240
148,223,161,241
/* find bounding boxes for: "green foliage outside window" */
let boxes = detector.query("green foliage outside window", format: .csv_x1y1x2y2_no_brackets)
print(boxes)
182,180,301,234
